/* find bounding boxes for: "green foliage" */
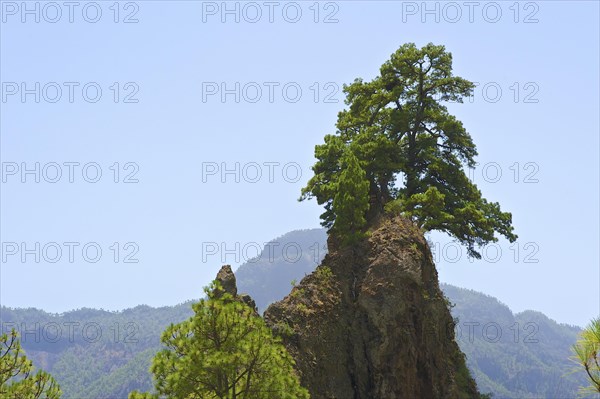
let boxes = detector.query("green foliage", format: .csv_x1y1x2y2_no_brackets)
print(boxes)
331,148,370,244
295,303,311,316
0,329,62,399
301,43,517,258
130,281,309,399
291,288,306,300
443,284,589,398
0,299,197,398
571,317,600,396
384,198,404,215
271,322,295,339
128,391,157,399
0,302,197,398
315,266,334,283
77,348,158,399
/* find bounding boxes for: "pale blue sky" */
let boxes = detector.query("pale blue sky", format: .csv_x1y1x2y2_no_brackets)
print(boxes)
1,1,598,327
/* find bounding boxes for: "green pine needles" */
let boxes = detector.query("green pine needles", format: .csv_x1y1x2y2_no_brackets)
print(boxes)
300,42,517,258
129,281,309,399
571,317,600,397
331,148,369,245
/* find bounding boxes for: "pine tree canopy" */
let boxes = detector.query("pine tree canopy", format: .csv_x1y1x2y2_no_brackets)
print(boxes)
300,43,517,258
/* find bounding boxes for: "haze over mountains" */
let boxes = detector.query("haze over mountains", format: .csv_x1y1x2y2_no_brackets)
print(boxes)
0,228,591,398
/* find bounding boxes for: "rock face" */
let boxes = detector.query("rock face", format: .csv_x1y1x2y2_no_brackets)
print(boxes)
214,265,258,314
264,216,481,399
215,265,238,297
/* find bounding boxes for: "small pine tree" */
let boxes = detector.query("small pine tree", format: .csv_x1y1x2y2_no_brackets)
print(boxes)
129,281,309,399
331,148,370,245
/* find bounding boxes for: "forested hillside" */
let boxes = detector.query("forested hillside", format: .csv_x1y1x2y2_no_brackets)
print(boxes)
0,229,591,398
443,284,588,398
0,304,194,398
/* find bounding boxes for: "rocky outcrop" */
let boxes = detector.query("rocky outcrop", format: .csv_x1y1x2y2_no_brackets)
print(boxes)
264,216,481,399
215,265,238,297
214,265,258,314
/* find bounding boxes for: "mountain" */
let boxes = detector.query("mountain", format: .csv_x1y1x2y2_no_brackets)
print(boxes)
0,304,195,398
0,228,592,398
443,284,589,398
235,228,327,311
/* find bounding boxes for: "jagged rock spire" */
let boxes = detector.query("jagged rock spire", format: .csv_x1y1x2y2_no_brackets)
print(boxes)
215,265,237,297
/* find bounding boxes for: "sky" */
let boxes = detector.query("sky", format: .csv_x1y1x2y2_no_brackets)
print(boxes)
0,1,598,328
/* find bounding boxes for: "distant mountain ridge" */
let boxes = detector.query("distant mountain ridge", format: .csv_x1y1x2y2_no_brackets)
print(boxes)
0,228,591,398
441,284,587,398
236,228,327,312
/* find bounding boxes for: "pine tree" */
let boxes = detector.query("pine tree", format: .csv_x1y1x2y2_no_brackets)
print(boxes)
129,281,309,399
301,43,516,257
331,148,369,244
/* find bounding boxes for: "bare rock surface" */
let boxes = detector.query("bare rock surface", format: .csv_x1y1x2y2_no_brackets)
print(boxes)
264,216,481,399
